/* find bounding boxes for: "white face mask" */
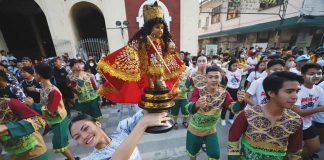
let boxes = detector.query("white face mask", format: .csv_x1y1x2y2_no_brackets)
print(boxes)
287,61,296,68
240,54,244,58
90,62,94,67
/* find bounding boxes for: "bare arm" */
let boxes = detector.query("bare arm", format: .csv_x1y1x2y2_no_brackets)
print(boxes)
291,105,324,117
243,92,257,106
110,112,170,160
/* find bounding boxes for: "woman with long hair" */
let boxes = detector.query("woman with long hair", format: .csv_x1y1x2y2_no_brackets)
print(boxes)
245,61,267,89
69,111,170,160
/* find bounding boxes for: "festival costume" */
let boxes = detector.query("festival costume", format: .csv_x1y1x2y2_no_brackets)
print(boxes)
31,84,69,153
0,99,47,160
67,72,102,120
190,72,207,89
228,105,303,160
97,2,185,104
185,86,241,159
170,77,190,120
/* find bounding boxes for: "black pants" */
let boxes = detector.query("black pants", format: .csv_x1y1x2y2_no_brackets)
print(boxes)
221,87,238,120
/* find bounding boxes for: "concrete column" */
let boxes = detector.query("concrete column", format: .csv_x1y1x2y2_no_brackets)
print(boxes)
103,0,129,52
0,28,8,51
180,0,199,55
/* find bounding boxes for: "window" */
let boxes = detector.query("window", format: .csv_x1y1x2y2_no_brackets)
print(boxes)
227,0,240,20
211,5,221,24
205,16,209,27
259,0,284,10
198,19,201,28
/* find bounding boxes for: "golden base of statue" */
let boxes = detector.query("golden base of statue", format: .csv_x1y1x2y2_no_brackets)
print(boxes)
139,87,174,134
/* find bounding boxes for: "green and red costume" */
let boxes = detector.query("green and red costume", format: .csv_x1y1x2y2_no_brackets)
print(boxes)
228,105,303,160
67,72,102,120
0,98,47,160
186,86,241,159
31,85,69,153
170,78,190,119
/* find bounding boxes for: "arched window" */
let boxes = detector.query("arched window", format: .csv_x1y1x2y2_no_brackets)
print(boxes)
136,0,172,29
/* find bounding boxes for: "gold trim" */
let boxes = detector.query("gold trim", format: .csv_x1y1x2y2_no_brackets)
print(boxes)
97,46,141,82
244,135,287,151
143,1,164,22
142,101,174,108
145,93,170,99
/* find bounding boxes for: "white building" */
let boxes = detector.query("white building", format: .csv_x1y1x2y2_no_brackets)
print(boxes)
0,0,199,59
198,0,324,54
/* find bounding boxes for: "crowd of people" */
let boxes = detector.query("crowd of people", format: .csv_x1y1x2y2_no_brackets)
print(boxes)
0,44,323,160
0,1,324,159
175,46,324,160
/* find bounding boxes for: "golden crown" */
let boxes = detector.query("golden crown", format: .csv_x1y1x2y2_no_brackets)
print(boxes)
143,1,164,22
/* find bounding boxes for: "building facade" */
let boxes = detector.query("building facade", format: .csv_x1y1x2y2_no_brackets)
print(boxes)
0,0,198,59
198,0,324,55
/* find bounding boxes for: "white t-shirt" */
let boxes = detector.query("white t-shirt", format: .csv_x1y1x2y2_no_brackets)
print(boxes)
246,77,268,105
0,56,8,63
226,69,244,89
246,71,267,83
318,81,324,89
289,68,301,75
295,85,324,129
317,58,324,67
313,82,324,123
247,57,258,66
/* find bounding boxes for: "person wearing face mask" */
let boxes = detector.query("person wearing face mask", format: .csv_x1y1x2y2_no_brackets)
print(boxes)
283,55,295,71
85,57,98,76
290,63,324,160
244,59,286,106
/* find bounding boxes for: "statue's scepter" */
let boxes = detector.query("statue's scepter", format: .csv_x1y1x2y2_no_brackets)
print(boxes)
146,35,171,73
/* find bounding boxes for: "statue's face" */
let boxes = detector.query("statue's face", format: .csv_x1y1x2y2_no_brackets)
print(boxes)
151,23,164,38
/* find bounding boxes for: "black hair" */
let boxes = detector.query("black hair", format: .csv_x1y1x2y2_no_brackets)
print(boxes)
266,59,285,69
206,65,221,74
260,56,268,62
283,55,295,62
227,59,238,72
69,59,78,68
191,56,198,62
197,54,207,59
263,71,303,99
69,114,97,135
129,17,172,52
301,63,322,75
35,63,53,79
0,70,7,81
254,60,266,72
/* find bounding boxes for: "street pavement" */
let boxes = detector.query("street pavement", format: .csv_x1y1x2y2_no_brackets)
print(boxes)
2,105,324,160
